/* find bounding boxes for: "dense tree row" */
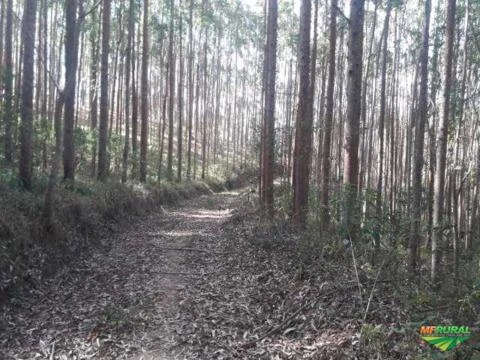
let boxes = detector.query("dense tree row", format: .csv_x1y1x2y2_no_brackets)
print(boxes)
1,0,479,281
1,0,263,186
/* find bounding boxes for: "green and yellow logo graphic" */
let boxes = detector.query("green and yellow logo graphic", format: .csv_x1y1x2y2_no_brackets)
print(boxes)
419,325,471,351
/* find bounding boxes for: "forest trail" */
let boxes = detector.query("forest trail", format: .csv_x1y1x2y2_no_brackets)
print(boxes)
2,191,240,360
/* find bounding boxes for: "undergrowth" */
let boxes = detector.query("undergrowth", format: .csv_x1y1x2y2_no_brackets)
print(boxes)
0,176,224,303
243,186,480,358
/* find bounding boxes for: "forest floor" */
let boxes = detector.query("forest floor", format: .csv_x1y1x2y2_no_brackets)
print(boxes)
1,190,477,359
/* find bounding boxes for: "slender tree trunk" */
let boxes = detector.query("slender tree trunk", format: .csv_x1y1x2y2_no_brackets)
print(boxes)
410,0,431,272
122,0,135,183
186,0,194,180
166,0,175,181
0,0,4,82
140,0,149,182
177,2,184,182
89,8,100,177
63,0,79,182
291,0,312,226
343,0,365,238
3,0,14,165
432,0,456,284
19,0,37,189
375,0,392,255
98,0,111,181
40,0,48,170
201,28,208,180
262,0,278,217
131,24,139,179
321,0,337,227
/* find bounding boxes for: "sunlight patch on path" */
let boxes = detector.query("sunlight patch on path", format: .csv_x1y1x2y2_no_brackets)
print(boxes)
168,209,233,221
156,230,206,237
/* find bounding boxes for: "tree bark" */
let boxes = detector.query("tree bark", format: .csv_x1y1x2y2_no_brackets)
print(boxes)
122,0,135,183
261,0,278,217
19,0,38,189
375,0,392,253
186,0,194,180
3,0,14,165
431,0,456,284
177,1,184,182
410,0,431,272
140,0,149,182
343,0,365,238
63,0,79,182
98,0,111,181
166,0,175,181
291,0,312,227
321,0,337,226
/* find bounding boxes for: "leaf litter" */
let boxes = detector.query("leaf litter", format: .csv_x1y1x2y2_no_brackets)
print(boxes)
0,191,447,359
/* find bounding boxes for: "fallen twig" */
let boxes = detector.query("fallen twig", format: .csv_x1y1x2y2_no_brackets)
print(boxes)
49,341,56,360
362,256,387,324
241,284,336,349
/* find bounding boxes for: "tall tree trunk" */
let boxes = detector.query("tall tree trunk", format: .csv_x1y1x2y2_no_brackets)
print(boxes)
19,0,37,189
40,0,48,170
201,28,208,180
410,0,432,272
140,0,149,182
3,0,14,165
131,23,139,179
291,0,312,227
262,0,278,217
375,0,392,254
98,0,111,181
0,0,4,82
89,8,100,177
343,0,365,238
186,0,194,180
63,0,79,182
122,0,135,183
177,2,184,182
166,0,175,181
321,0,337,226
431,0,456,284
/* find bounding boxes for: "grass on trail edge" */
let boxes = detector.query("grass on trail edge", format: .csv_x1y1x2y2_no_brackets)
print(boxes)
0,177,228,303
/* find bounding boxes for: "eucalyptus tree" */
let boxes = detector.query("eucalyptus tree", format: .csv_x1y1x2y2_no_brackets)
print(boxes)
343,0,365,238
3,0,14,165
375,0,392,254
261,0,278,217
432,0,456,283
292,0,312,226
320,0,338,226
177,0,184,182
63,0,80,181
410,0,432,272
19,0,38,189
166,0,175,181
98,0,111,181
122,0,135,183
140,0,149,182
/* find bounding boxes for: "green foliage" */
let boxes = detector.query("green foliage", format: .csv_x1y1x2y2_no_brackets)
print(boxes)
0,168,21,188
101,304,133,328
360,323,387,352
274,181,291,217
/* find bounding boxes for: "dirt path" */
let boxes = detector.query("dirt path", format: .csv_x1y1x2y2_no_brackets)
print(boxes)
2,191,239,360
